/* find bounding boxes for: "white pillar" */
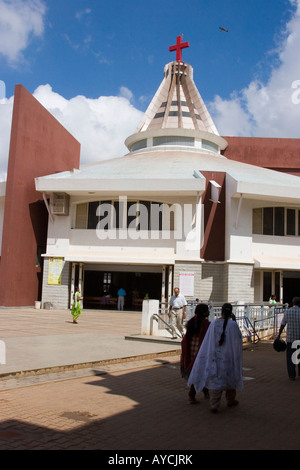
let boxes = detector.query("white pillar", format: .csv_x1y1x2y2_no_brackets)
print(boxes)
161,265,166,303
79,262,83,308
0,340,6,365
168,265,173,299
141,299,159,335
70,263,76,308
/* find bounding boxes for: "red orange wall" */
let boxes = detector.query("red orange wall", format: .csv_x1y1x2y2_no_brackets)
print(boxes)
0,85,80,306
223,136,300,176
200,171,226,261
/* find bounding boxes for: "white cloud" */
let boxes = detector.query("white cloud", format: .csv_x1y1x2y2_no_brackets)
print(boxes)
209,94,254,137
0,96,13,181
119,86,134,102
1,1,300,184
209,0,300,138
75,8,92,21
0,85,143,182
33,84,143,164
0,0,46,66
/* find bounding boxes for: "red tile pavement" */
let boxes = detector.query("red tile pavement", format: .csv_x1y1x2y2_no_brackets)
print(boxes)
0,341,299,451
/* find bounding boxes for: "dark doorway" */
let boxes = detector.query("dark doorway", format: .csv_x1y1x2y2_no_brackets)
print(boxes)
29,200,49,302
83,270,162,310
283,276,300,306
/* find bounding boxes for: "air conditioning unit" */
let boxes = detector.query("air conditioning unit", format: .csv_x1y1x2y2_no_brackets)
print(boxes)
51,192,70,216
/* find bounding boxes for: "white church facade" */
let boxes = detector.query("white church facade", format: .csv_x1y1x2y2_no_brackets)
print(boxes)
35,43,300,310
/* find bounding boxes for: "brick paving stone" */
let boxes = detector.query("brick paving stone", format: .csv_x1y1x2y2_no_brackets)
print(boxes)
0,343,297,450
1,308,300,451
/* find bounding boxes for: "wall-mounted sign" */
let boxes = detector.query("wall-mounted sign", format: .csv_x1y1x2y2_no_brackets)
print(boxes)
179,271,194,296
48,257,63,285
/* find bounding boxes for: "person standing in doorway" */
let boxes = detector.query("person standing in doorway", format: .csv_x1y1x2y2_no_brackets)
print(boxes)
71,286,83,324
168,287,187,338
269,294,277,306
276,297,300,381
117,287,126,311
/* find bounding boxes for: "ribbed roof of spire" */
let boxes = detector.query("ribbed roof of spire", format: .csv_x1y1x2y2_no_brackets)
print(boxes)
135,61,219,135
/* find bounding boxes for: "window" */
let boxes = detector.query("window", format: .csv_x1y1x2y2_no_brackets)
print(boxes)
103,272,111,293
253,208,262,234
75,203,88,229
131,139,147,152
88,201,99,229
202,139,219,153
138,201,151,230
153,136,194,147
253,207,300,237
263,207,273,235
98,201,111,230
113,200,125,229
286,209,296,236
75,200,176,232
274,207,284,236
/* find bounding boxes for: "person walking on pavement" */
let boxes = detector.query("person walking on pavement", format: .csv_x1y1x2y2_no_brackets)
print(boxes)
181,303,210,404
168,287,187,338
71,286,83,324
117,287,126,311
188,302,243,413
276,296,300,381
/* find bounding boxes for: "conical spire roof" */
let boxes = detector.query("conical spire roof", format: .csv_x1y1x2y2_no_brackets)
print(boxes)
136,61,219,135
125,36,227,153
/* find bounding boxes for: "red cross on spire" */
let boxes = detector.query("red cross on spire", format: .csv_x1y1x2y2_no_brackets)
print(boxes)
169,35,190,62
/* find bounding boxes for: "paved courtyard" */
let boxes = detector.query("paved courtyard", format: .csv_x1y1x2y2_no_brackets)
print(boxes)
0,308,299,451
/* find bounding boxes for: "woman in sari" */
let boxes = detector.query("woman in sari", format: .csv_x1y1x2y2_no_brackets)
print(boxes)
188,303,243,413
181,303,210,404
71,287,83,324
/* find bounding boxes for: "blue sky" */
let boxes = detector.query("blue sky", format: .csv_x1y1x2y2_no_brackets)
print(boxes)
1,0,295,105
1,0,300,179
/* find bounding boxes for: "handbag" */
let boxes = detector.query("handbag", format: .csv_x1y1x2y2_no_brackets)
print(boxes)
273,338,287,352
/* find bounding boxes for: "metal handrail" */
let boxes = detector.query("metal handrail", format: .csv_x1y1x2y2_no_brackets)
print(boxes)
153,313,171,330
154,300,288,343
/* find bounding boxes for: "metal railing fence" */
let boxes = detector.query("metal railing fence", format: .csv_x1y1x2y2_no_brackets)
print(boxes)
157,300,288,343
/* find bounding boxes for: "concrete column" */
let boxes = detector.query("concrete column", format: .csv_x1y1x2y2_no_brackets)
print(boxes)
161,265,166,303
141,299,159,335
168,265,173,299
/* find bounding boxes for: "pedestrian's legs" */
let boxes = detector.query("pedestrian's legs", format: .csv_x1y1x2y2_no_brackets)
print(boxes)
118,296,124,311
225,389,238,406
176,308,184,337
286,342,296,379
209,389,222,412
188,384,197,403
170,310,178,338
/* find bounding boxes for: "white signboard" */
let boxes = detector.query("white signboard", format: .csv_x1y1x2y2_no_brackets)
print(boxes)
179,272,194,296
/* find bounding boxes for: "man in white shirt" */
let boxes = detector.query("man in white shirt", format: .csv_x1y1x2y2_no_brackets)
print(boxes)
168,287,187,339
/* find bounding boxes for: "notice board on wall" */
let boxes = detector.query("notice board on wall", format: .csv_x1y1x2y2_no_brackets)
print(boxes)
48,257,63,285
179,272,194,296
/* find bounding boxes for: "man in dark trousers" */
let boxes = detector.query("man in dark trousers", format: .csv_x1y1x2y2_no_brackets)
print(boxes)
276,297,300,380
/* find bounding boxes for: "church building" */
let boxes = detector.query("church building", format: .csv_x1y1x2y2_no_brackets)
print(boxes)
1,37,300,309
